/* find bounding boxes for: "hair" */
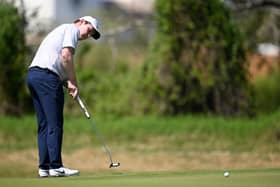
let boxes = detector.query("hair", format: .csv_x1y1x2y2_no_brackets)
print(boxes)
74,19,90,25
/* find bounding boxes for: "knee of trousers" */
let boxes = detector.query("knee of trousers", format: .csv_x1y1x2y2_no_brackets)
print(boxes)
48,126,63,136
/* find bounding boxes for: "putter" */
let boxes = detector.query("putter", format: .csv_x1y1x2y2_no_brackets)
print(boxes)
77,95,120,168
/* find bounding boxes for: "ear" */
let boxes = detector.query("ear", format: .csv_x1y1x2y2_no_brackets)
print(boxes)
77,19,85,25
81,19,89,25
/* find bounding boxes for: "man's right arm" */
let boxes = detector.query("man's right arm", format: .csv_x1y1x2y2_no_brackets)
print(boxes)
61,47,79,99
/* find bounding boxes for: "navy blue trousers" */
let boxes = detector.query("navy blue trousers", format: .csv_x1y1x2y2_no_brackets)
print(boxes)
26,67,64,169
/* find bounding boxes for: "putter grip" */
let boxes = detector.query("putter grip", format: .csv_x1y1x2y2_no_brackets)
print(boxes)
77,96,91,119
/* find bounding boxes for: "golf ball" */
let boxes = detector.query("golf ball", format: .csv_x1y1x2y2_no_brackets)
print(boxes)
224,171,230,177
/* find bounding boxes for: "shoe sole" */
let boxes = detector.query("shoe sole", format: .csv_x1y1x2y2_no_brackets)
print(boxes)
38,175,49,178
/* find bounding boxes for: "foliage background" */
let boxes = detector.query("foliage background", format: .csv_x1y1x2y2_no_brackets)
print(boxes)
0,0,279,117
0,1,27,115
141,0,253,116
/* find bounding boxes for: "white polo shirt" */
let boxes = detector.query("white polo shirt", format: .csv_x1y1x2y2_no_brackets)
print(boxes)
29,24,79,81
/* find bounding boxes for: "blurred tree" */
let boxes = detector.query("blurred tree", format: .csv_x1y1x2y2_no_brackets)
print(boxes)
0,1,27,115
142,0,253,116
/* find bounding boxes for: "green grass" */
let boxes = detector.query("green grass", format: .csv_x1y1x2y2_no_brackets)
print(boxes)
0,169,279,187
0,110,280,151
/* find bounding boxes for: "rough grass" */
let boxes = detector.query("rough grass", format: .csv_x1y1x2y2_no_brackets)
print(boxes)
0,111,280,152
1,113,280,178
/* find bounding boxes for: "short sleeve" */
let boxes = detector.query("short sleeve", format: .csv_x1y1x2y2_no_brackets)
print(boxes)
62,25,79,50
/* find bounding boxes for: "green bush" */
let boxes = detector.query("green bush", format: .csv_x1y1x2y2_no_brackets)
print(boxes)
141,0,253,116
64,42,147,116
0,2,27,115
253,71,280,114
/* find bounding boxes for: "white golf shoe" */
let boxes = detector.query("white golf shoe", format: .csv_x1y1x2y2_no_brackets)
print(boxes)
38,169,49,177
49,167,79,177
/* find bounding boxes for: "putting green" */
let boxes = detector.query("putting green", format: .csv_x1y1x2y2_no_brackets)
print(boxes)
0,169,279,187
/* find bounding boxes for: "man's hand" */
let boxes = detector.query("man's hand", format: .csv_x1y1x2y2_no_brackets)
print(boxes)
67,81,79,99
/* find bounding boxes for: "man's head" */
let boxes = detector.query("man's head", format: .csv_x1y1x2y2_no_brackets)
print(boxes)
75,16,100,40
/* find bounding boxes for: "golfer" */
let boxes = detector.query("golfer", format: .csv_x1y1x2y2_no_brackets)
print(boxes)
26,16,100,177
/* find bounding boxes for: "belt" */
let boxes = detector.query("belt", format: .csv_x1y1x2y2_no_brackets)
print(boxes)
29,66,59,78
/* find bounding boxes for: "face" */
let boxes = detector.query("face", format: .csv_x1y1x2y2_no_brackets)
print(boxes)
78,20,96,40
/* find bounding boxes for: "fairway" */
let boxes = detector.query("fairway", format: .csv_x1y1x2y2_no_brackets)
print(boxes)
0,169,279,187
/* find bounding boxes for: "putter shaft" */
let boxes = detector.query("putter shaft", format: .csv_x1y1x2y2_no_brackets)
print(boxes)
77,96,120,168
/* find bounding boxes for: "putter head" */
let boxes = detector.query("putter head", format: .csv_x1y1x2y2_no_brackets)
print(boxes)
109,162,120,168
